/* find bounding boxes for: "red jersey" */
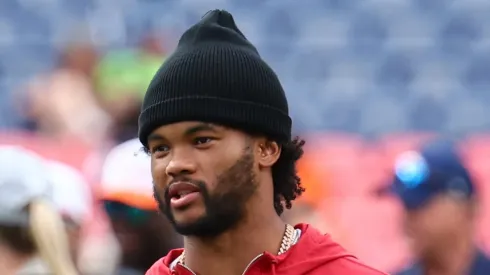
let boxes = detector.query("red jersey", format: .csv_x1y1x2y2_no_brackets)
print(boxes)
145,223,388,275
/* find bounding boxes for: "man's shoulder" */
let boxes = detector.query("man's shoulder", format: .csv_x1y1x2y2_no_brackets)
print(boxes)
315,256,389,274
145,259,169,275
145,249,184,275
287,224,388,274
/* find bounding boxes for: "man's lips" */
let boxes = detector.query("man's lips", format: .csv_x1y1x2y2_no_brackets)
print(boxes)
168,182,201,199
167,182,202,209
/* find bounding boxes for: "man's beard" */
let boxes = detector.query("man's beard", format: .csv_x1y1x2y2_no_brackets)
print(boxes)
153,146,257,238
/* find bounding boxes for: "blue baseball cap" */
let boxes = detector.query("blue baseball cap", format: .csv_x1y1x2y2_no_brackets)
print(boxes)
391,139,475,210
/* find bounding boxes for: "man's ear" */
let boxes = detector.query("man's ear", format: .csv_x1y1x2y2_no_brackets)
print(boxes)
256,139,281,168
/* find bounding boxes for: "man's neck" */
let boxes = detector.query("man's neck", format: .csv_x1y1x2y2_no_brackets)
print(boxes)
183,211,286,275
423,233,475,275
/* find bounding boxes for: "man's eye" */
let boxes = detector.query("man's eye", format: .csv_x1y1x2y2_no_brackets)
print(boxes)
194,137,213,145
151,145,170,154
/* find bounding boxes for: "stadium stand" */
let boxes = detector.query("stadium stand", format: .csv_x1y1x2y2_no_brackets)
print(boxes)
0,0,490,133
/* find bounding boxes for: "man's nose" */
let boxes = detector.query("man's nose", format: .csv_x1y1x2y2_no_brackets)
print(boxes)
165,149,197,177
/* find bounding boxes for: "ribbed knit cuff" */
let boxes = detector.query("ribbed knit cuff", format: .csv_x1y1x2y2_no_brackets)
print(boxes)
138,96,291,146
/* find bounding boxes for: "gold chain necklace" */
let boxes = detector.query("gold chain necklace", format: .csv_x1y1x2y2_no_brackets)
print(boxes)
178,224,295,266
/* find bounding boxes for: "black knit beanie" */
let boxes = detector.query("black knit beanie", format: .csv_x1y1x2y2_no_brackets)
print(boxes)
138,9,291,146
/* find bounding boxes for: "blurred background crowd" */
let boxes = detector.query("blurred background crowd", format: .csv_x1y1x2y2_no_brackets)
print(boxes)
1,0,490,274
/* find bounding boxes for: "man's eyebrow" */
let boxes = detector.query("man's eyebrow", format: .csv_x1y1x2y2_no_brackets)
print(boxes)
147,133,165,142
146,123,219,142
184,123,219,136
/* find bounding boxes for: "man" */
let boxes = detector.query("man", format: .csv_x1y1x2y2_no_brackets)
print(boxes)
391,139,490,275
139,9,387,275
100,138,182,275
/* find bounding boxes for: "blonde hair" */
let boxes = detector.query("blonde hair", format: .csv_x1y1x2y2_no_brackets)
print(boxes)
29,199,79,275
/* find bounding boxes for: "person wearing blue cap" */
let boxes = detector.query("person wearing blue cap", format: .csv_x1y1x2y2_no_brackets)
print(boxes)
391,139,490,275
